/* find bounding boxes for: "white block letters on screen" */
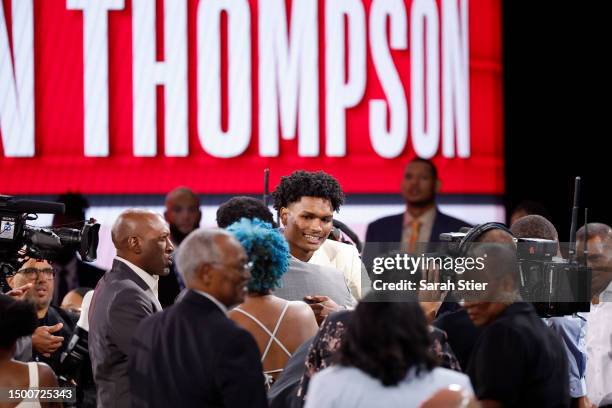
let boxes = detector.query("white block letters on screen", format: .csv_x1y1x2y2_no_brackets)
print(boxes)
1,0,474,161
132,0,188,157
0,0,34,157
259,0,319,157
66,0,125,157
369,0,408,159
197,0,251,158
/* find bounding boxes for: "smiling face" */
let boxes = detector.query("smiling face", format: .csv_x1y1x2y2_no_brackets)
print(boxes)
280,196,333,261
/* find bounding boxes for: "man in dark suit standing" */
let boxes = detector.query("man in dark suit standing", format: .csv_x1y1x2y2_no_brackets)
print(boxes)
365,158,469,249
363,159,470,277
159,186,202,308
129,229,268,408
88,209,174,408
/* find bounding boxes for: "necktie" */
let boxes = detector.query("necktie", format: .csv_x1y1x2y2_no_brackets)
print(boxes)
408,220,421,253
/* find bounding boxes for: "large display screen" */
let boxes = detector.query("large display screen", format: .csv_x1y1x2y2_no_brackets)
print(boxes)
1,0,502,195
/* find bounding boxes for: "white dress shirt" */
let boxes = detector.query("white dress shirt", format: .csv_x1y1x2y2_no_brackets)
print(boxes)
309,239,370,300
585,281,612,406
115,257,162,311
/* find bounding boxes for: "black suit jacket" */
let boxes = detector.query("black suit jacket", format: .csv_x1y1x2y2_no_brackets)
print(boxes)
129,290,268,408
362,209,470,276
157,264,181,309
364,209,470,244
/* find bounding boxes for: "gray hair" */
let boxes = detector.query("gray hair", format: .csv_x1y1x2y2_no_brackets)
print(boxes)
176,228,233,283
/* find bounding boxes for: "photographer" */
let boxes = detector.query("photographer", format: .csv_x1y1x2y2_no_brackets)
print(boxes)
463,243,569,407
6,258,76,374
510,215,589,407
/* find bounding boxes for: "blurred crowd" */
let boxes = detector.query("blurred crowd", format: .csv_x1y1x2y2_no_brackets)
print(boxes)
1,159,610,408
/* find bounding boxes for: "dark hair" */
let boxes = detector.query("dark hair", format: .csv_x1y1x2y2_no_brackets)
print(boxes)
407,158,438,180
56,192,90,219
226,218,289,293
71,287,93,298
216,196,275,228
510,215,558,241
272,170,345,212
511,200,550,221
0,295,38,349
337,293,435,386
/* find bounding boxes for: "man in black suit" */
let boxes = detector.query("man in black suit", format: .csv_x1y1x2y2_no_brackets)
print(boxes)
88,209,174,408
463,244,569,406
365,158,469,248
363,158,470,276
51,193,105,306
129,229,268,408
159,186,202,308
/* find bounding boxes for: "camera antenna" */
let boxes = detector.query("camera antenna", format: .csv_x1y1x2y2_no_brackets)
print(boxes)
568,176,581,262
263,168,270,207
583,208,589,266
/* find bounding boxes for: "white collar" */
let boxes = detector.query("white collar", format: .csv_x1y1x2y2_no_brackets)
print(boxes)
193,290,228,314
599,280,612,302
115,256,159,298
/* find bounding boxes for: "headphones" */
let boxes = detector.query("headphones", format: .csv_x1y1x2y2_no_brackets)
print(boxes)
455,222,514,257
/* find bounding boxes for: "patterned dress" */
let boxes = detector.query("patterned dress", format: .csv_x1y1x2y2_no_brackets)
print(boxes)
296,310,461,404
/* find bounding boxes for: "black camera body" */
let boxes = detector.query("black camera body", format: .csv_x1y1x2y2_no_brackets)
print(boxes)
0,195,100,282
439,224,591,317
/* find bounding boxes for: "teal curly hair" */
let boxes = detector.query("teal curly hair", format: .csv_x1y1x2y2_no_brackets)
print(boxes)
226,218,290,293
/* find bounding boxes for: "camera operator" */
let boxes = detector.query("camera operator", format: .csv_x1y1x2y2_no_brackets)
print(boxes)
576,223,612,408
430,228,515,369
6,258,76,374
463,243,569,407
510,215,590,408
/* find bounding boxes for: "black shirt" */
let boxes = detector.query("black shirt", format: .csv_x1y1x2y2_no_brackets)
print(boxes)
35,306,77,373
433,302,482,370
466,302,570,407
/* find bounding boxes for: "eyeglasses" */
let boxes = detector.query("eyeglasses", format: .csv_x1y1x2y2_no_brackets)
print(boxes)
16,267,55,280
209,261,253,273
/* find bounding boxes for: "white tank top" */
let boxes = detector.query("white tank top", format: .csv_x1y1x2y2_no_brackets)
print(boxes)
14,362,41,408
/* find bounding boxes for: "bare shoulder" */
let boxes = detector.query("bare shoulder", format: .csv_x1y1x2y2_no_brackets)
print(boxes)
287,301,317,320
37,362,58,387
227,308,243,322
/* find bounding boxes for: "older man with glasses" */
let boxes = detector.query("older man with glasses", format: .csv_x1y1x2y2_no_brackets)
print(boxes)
6,257,77,373
129,228,268,408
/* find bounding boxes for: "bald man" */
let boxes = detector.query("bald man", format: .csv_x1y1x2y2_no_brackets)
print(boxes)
164,186,201,246
160,187,202,308
88,209,174,408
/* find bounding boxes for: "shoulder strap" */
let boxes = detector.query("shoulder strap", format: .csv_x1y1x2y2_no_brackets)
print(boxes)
234,303,292,362
28,362,39,388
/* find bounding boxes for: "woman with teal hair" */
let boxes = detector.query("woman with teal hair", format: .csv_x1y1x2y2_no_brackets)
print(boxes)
227,218,318,388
